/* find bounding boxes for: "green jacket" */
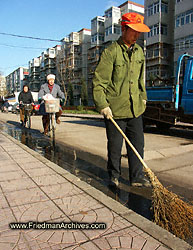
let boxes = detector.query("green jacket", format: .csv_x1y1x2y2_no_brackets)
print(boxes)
93,37,147,119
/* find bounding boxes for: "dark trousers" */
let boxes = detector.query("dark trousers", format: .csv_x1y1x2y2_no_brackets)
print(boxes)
105,115,144,182
42,109,62,132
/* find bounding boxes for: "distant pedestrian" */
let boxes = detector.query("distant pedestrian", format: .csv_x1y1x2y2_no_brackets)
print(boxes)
38,74,65,135
18,85,34,126
93,12,151,187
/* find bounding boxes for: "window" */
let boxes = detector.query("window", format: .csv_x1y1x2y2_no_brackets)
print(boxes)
191,65,193,79
108,26,112,34
161,24,167,35
105,26,112,36
147,1,168,16
114,25,121,34
98,21,104,26
99,34,104,41
176,9,193,27
148,24,167,37
154,49,159,57
161,2,168,13
105,28,108,36
181,14,185,25
163,48,168,58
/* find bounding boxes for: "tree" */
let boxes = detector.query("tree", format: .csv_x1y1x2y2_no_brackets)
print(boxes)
55,47,68,105
81,78,88,106
68,82,74,106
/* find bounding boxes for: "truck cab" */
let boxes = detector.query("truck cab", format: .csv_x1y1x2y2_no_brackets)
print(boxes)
144,54,193,128
179,55,193,114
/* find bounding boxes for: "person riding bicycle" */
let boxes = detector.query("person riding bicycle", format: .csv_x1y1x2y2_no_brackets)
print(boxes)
38,74,65,135
18,85,34,126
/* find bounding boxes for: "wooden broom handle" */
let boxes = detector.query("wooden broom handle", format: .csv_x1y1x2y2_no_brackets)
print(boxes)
109,116,149,171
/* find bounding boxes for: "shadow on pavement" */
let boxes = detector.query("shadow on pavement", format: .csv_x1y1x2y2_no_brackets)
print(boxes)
62,119,105,128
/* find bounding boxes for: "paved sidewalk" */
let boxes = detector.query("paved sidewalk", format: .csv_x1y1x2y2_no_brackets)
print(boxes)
0,132,192,250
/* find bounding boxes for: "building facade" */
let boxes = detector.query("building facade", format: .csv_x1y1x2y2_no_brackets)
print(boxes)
88,1,145,105
144,0,175,86
0,75,6,98
60,29,91,105
144,0,193,86
6,67,29,95
174,0,193,63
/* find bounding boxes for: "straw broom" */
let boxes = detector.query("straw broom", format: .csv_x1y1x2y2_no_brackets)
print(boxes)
109,117,193,239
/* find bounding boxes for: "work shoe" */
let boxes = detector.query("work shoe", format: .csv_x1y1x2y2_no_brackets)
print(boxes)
131,175,151,188
44,130,48,136
109,177,119,187
56,118,60,124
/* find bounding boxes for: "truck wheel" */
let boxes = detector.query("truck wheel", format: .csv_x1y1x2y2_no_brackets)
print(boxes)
156,122,172,130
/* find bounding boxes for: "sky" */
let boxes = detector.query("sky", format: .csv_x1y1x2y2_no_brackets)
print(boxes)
0,0,144,76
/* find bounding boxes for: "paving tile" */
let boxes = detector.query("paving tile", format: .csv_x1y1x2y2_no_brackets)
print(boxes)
0,230,23,250
0,159,15,166
0,152,11,159
119,236,132,248
11,200,68,222
41,183,83,200
19,161,47,170
33,174,68,187
2,146,23,152
0,207,16,230
65,241,100,250
8,152,33,159
0,190,9,208
156,246,170,250
0,178,37,193
14,157,40,164
21,229,88,249
131,235,146,249
5,187,49,207
0,171,28,182
0,163,21,173
0,206,24,249
69,208,133,241
24,167,56,177
93,237,111,250
142,238,161,250
54,192,103,216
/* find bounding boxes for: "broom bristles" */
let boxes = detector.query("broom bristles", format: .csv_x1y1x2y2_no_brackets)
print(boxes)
109,117,193,239
144,168,193,239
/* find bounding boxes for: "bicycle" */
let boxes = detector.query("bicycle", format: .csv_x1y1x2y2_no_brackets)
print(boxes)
44,99,60,139
21,103,33,129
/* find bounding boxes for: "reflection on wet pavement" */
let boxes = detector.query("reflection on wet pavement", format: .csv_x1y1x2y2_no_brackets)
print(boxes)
0,122,153,221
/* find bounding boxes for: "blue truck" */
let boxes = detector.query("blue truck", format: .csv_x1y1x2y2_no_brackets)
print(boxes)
143,54,193,129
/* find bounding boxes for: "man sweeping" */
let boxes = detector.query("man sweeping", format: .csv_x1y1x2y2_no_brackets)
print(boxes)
93,12,150,187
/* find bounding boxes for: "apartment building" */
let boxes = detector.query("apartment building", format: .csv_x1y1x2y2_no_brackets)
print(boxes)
144,0,175,86
0,75,6,98
40,47,59,86
174,0,193,63
29,57,41,92
6,67,29,95
28,45,62,92
60,29,91,105
88,1,144,105
144,0,193,86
